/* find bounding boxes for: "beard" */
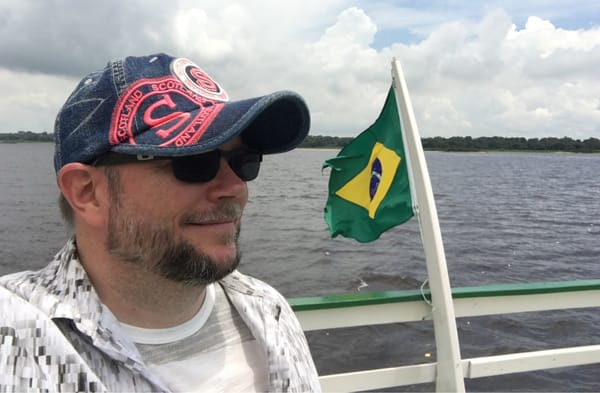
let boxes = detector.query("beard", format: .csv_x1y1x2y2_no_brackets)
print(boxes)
105,200,243,287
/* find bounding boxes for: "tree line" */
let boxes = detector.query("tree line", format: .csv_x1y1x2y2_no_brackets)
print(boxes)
0,131,54,142
420,136,600,152
300,135,600,152
2,131,599,153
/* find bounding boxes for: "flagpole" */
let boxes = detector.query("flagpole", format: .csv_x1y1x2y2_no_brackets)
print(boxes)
391,59,465,392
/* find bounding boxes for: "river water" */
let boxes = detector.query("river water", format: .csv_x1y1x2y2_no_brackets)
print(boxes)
1,143,599,391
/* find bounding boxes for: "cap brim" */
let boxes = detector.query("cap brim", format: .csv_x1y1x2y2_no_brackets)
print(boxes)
111,90,309,157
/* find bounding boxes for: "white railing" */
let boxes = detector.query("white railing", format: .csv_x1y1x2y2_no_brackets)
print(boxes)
289,279,600,392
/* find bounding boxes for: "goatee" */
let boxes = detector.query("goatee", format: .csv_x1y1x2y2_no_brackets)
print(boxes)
106,201,243,286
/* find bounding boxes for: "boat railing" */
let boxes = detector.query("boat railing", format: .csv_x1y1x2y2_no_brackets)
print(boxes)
289,279,600,392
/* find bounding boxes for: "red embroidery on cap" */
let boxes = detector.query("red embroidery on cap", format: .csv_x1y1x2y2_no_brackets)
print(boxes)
109,76,224,147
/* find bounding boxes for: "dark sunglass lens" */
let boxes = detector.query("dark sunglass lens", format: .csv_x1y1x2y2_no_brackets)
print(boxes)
171,150,262,183
229,152,262,181
172,151,220,182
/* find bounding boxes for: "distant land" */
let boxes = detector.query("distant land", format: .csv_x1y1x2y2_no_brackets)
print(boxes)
2,131,599,153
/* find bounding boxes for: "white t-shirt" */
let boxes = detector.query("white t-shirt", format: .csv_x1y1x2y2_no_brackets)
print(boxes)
120,284,269,392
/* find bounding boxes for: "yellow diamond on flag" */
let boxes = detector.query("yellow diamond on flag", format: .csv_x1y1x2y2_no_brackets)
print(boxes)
335,142,401,219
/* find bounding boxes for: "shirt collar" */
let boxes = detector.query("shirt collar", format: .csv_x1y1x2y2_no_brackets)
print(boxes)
33,238,102,324
33,238,146,366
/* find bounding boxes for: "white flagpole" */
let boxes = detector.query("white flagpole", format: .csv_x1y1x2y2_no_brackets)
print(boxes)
391,58,465,392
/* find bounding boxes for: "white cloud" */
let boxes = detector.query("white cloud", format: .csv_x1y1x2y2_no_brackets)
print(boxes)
507,16,600,57
301,7,388,133
0,1,598,139
0,68,75,132
380,8,600,138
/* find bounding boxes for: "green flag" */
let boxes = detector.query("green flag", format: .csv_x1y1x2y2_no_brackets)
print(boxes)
323,86,414,243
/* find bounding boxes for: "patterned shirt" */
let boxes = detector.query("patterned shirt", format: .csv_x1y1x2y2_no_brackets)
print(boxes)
0,239,321,392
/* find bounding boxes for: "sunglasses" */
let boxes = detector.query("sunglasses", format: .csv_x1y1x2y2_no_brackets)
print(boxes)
92,149,263,183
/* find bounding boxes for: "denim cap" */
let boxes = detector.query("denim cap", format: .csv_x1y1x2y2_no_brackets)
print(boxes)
53,53,310,172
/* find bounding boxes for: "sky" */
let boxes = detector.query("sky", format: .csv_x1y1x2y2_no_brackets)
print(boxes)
0,0,599,139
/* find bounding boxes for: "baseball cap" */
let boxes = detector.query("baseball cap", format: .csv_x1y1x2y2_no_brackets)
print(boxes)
53,53,310,172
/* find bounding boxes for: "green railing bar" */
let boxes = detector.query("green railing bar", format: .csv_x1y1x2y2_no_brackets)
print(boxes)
289,279,600,312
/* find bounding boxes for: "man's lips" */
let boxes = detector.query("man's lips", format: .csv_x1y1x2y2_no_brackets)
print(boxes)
185,218,239,230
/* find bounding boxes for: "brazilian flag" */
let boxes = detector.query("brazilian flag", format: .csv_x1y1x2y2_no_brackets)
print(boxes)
323,86,414,243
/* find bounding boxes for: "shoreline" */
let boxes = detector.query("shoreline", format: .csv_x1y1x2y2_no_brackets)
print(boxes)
2,140,599,154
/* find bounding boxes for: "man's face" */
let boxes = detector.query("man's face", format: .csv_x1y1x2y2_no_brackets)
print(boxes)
103,138,249,286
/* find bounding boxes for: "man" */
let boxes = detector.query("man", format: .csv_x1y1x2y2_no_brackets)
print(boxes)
0,53,321,392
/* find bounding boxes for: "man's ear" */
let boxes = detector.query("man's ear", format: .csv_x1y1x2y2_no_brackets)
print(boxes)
57,163,107,228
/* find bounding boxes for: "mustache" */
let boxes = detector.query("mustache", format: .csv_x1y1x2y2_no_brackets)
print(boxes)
181,202,244,225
